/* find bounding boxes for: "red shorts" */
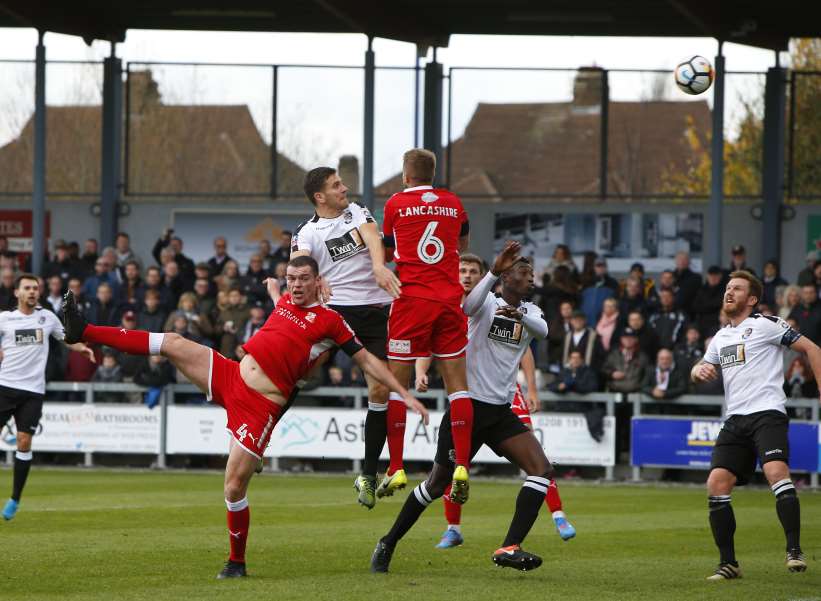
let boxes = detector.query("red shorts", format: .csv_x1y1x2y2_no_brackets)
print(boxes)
387,295,467,362
208,350,283,459
510,384,532,426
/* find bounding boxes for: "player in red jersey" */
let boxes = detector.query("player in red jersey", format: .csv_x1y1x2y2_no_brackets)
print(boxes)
416,254,576,548
60,255,427,580
375,148,473,504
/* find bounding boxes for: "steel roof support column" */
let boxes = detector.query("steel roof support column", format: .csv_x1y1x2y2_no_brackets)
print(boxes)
362,37,375,210
706,46,725,270
761,65,787,268
100,43,123,249
31,32,46,276
423,50,444,186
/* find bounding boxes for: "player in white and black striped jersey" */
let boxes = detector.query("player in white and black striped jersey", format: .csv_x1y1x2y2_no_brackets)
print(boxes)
692,270,821,580
0,274,94,521
292,167,404,509
371,241,557,573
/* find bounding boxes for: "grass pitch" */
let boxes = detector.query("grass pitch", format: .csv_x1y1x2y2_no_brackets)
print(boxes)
1,469,819,601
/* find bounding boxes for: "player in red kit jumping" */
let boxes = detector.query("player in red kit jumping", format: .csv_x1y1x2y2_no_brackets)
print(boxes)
375,148,473,504
60,256,427,580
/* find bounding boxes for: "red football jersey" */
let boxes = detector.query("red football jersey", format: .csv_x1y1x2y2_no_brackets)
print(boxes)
382,185,469,304
242,294,361,397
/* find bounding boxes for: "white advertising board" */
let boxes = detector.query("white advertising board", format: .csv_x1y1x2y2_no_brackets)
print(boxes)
1,403,160,454
165,406,615,466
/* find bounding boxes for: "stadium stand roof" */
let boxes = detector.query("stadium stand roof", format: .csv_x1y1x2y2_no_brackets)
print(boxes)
0,0,817,51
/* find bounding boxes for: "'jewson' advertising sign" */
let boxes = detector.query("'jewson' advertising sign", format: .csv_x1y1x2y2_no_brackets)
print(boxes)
0,403,160,454
631,417,819,472
167,406,615,466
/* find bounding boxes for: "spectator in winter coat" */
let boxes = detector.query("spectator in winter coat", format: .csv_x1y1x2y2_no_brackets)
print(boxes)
619,276,648,320
547,300,574,368
84,282,121,327
580,257,618,324
626,310,660,360
562,310,606,372
602,328,649,393
761,260,788,308
674,325,704,374
692,266,725,338
673,251,702,316
547,350,598,394
796,252,818,287
789,285,821,344
136,289,168,333
641,348,688,400
648,288,687,349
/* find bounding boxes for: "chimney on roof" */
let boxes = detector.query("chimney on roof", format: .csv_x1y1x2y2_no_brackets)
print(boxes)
338,155,360,194
573,66,604,109
126,70,162,115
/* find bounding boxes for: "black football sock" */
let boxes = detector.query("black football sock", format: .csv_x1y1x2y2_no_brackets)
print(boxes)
363,402,388,478
772,479,801,551
708,495,737,565
12,450,33,502
382,482,436,547
502,476,548,547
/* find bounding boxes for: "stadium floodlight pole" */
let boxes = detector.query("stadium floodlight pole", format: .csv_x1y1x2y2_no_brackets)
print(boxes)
31,31,46,277
707,41,725,270
362,36,375,210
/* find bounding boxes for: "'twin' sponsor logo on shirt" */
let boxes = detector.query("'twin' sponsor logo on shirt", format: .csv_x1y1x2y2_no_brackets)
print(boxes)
324,228,365,262
487,316,523,345
396,205,460,219
276,306,308,330
718,344,746,368
687,420,722,446
14,329,43,346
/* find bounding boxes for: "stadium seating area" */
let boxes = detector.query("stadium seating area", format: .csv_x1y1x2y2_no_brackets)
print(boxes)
1,229,819,410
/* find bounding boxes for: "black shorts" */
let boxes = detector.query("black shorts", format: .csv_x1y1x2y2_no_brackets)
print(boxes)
710,410,790,485
329,304,390,360
0,385,45,436
435,399,530,467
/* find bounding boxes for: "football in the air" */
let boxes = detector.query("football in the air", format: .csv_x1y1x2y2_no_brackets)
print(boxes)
673,56,714,95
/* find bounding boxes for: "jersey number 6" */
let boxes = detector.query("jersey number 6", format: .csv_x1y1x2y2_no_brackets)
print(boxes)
417,222,445,265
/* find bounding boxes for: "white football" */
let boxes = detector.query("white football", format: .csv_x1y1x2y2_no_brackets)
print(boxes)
674,55,714,95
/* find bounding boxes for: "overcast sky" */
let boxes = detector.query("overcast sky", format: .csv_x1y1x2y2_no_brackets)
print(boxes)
0,28,783,183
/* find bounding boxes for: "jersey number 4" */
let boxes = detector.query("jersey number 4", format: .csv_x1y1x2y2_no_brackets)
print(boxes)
417,222,445,265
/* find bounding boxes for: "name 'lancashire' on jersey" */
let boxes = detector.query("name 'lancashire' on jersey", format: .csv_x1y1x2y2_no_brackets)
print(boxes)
382,185,469,304
704,314,801,416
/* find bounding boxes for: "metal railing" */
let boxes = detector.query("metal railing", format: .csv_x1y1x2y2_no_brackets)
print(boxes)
3,383,817,488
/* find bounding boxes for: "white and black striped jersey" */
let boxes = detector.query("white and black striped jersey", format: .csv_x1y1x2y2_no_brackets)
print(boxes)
0,307,64,394
291,202,394,307
461,272,548,406
704,313,801,416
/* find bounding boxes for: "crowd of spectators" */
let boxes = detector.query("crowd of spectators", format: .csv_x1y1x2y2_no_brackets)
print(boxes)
529,243,820,410
1,231,819,411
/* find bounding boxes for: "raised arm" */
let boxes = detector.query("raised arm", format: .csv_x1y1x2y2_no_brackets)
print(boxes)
360,221,401,299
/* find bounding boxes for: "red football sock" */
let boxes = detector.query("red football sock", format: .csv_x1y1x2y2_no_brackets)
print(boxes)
386,397,407,475
226,504,250,563
443,484,462,525
449,394,473,467
545,478,562,513
82,324,153,355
